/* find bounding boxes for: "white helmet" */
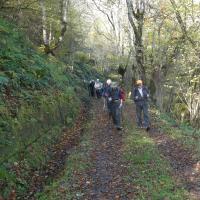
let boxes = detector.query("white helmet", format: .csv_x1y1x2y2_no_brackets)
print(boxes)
106,79,112,85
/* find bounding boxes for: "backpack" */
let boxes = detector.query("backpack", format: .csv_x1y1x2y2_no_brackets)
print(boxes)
110,86,120,100
120,89,126,101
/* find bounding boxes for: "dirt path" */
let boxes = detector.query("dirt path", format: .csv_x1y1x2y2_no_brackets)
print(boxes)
81,100,134,199
25,100,200,200
62,100,200,200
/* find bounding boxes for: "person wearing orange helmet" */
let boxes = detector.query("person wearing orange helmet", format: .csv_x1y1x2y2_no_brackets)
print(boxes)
132,79,150,131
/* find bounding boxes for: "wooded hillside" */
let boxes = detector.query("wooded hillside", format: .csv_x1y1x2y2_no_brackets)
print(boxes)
0,0,200,199
0,17,99,198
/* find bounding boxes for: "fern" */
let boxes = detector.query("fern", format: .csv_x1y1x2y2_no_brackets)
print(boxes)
0,75,8,86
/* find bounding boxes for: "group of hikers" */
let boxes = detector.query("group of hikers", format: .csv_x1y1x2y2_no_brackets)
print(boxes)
88,79,103,98
88,78,150,131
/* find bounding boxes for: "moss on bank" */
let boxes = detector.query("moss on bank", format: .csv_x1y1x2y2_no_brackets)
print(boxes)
0,18,98,198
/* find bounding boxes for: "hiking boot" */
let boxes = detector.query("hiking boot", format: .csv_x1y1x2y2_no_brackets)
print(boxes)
116,126,123,131
146,126,150,132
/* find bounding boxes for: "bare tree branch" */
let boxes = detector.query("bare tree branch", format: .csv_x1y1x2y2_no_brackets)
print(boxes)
170,0,196,48
94,24,113,41
91,0,116,31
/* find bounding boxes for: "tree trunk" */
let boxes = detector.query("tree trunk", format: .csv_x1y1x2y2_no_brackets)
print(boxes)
126,0,146,82
135,35,145,82
39,0,49,46
39,0,69,55
152,67,164,111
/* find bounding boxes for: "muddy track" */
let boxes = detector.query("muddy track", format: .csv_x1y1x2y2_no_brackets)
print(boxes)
125,103,200,199
20,101,200,199
79,100,134,200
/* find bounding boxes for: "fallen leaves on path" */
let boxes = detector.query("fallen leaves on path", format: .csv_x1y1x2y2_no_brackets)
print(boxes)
68,100,135,199
19,106,88,200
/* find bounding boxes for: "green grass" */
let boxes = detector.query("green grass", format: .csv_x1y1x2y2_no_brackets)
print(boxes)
36,120,93,200
123,122,188,200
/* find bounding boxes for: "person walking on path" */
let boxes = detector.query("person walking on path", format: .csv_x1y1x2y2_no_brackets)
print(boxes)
108,82,123,131
102,79,112,116
88,80,95,97
132,80,150,130
94,79,103,98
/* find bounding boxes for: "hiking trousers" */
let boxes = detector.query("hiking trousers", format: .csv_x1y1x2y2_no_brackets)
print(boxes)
106,98,112,116
111,100,121,128
135,101,149,127
96,89,102,98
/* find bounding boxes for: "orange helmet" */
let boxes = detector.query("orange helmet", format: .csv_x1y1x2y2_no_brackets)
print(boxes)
136,80,143,85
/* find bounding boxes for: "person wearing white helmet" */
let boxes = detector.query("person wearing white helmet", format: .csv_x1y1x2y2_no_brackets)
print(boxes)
106,79,111,85
107,81,123,130
102,79,112,114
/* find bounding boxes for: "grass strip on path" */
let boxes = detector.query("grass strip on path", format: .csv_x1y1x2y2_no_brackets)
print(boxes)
36,115,93,200
122,105,189,200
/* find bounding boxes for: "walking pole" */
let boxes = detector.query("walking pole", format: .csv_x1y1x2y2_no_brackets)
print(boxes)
121,105,123,123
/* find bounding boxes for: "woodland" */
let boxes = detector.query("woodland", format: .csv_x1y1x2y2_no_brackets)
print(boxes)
0,0,200,199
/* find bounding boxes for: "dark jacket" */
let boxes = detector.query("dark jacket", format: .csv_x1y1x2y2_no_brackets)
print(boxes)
102,85,111,97
132,86,149,103
108,87,122,101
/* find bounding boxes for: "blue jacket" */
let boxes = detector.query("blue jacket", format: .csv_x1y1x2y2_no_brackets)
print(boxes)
132,86,149,102
102,85,111,97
